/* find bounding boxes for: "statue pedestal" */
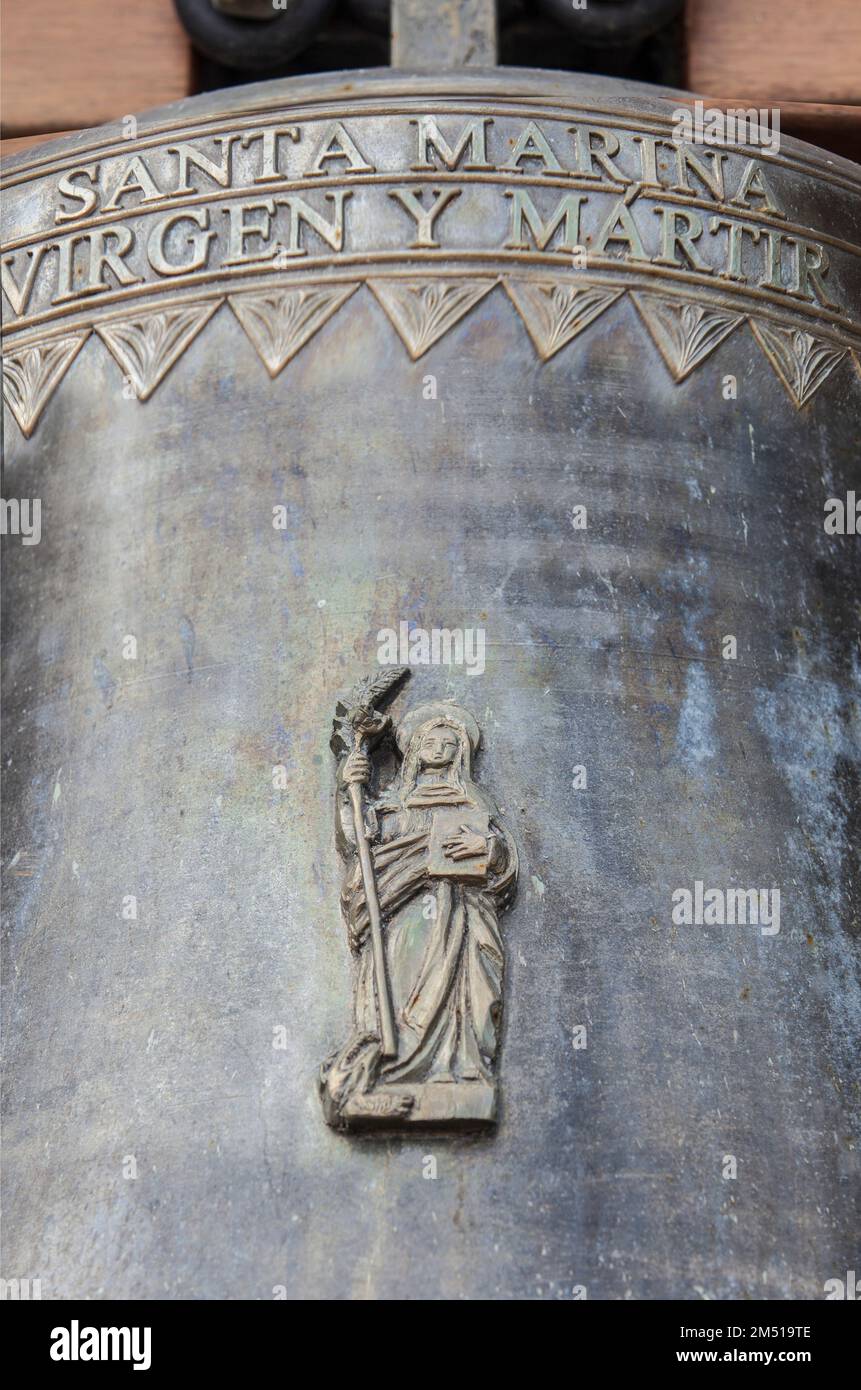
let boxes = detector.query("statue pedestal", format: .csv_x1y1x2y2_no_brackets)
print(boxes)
338,1081,497,1131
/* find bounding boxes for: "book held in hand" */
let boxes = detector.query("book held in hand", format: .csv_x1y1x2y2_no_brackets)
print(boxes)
427,807,490,882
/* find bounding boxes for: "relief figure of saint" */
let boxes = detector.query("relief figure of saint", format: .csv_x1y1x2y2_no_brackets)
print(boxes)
320,699,517,1129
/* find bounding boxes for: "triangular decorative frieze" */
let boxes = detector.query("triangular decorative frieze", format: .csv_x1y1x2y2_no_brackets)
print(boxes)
632,294,743,382
750,320,846,407
504,279,623,360
96,299,222,400
367,277,496,359
2,330,90,438
229,283,360,377
5,275,859,437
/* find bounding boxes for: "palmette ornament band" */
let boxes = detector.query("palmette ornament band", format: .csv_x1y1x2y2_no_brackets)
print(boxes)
3,78,861,435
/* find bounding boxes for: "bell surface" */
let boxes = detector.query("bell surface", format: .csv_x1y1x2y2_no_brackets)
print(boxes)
1,64,859,1300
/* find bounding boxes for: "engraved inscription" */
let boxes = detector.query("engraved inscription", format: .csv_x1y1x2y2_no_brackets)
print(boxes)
3,102,859,433
3,111,857,339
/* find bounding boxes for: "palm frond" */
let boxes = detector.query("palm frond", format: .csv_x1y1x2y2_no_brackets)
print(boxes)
330,666,410,759
351,665,410,712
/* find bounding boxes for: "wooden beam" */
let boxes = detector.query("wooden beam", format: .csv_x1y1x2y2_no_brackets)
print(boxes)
687,0,861,107
1,129,79,160
671,97,861,164
1,0,192,138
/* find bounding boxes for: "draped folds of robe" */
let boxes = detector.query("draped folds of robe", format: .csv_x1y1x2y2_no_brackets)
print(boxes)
325,778,517,1105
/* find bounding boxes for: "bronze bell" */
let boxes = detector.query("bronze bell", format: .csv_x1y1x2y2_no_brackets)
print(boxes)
1,0,859,1301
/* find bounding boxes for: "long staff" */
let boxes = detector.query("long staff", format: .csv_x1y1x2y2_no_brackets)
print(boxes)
332,666,410,1060
346,736,397,1058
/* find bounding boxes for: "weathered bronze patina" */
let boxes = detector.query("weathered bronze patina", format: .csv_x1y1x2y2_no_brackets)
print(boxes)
2,36,859,1299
